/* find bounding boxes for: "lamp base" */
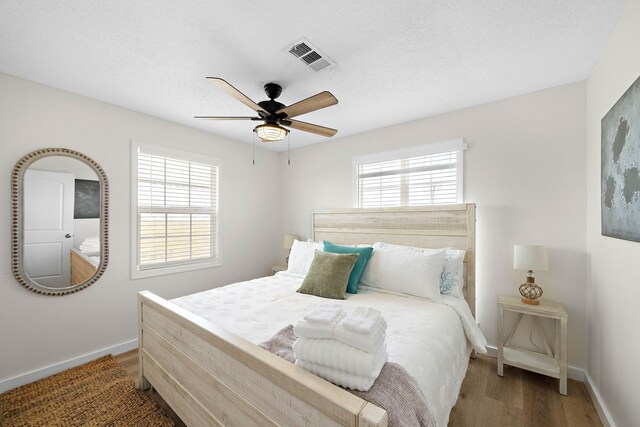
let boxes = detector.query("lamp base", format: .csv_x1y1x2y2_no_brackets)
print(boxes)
519,273,543,305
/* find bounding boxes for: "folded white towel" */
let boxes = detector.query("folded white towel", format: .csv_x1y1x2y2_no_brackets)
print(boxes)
296,353,387,391
342,306,384,334
293,320,334,339
80,238,100,250
293,337,387,377
304,304,343,324
80,250,100,257
294,312,344,339
334,322,385,353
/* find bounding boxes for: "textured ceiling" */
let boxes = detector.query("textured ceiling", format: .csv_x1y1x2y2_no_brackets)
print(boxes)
0,0,622,151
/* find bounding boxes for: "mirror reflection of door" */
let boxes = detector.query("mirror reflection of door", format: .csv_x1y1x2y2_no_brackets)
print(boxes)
23,170,74,287
22,156,101,289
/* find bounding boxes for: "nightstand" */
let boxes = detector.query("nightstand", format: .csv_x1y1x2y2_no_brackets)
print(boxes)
497,295,568,395
271,265,288,275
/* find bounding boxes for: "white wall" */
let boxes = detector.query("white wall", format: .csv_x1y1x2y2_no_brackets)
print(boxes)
280,82,588,367
586,0,640,425
0,72,282,387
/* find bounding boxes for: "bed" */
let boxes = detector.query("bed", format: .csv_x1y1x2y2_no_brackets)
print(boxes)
138,204,478,426
70,248,99,285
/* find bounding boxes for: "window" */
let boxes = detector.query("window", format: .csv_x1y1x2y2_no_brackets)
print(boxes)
131,141,220,279
353,139,465,208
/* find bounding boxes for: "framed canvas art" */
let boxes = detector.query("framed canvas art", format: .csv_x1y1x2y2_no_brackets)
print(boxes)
601,74,640,242
74,179,100,219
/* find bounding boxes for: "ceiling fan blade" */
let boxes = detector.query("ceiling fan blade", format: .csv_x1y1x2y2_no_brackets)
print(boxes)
284,119,338,137
276,91,338,119
194,116,260,120
206,77,268,114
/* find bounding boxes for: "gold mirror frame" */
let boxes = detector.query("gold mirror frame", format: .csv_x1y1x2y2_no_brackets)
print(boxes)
11,148,109,296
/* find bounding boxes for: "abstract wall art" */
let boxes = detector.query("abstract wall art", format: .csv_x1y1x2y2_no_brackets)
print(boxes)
602,74,640,242
74,179,100,219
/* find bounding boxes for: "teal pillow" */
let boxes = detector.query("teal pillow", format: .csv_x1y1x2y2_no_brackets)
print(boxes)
323,241,373,294
297,251,359,300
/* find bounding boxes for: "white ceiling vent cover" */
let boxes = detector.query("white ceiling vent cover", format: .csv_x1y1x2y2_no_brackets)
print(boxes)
287,38,336,71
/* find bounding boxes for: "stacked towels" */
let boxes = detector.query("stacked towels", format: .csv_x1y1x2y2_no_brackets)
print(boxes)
293,305,388,391
293,304,345,339
79,237,100,255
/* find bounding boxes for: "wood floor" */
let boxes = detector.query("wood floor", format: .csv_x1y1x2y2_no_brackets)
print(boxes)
450,355,601,427
115,350,601,427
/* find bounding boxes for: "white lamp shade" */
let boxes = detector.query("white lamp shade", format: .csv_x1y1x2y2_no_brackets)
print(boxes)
513,245,548,271
283,234,299,250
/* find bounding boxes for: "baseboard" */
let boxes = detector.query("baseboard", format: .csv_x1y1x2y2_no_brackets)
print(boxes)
0,339,138,393
484,345,616,426
583,371,617,427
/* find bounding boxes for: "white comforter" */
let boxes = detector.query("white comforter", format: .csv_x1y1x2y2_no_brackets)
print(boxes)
171,272,487,427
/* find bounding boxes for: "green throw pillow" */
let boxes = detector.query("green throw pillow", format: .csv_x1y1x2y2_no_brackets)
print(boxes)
297,250,359,300
323,241,373,294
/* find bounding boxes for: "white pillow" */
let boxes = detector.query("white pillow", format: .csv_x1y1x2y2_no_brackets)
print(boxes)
360,243,445,302
367,242,466,298
287,240,323,275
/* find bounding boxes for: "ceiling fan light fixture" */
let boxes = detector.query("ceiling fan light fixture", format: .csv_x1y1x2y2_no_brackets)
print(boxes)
254,123,289,142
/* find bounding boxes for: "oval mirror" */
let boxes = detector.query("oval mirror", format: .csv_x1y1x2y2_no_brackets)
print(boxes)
11,148,109,295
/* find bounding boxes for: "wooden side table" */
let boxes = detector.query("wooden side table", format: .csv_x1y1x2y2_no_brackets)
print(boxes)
497,295,568,395
271,265,288,275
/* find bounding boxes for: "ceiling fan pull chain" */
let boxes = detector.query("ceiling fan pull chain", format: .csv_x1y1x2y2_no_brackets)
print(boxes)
252,132,256,165
288,133,291,166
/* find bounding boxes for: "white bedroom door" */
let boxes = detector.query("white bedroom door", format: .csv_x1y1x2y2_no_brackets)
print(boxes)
23,170,75,287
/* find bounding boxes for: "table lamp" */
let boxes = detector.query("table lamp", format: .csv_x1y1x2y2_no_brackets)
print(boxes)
513,244,548,305
283,234,298,264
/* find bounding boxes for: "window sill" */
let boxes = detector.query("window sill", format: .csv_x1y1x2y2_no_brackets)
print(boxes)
131,259,221,280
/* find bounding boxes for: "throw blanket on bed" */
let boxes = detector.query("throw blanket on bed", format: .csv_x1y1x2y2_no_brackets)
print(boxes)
259,325,436,427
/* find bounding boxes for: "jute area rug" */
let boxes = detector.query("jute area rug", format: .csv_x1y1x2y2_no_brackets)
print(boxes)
0,355,175,426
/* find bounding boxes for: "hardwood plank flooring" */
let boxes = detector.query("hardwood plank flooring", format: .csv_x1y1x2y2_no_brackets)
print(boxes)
115,350,601,427
450,355,601,427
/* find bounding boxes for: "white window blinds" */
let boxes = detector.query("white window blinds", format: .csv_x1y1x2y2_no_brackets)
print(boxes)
355,142,463,208
134,143,220,275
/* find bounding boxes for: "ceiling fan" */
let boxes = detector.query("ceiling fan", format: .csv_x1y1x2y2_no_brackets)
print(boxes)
195,77,338,142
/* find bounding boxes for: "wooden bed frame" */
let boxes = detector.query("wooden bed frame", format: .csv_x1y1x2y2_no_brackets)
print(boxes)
70,249,99,286
138,204,476,426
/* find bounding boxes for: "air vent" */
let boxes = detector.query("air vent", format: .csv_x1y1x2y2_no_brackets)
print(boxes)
289,42,312,58
301,50,322,65
287,38,336,72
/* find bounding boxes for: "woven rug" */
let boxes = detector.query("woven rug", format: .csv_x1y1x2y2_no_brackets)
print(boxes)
0,355,174,426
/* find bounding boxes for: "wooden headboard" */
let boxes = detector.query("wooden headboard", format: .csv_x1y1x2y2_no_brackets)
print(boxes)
312,204,476,318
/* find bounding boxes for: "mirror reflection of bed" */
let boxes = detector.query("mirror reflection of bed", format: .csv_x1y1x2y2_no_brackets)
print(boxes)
23,156,101,289
70,246,99,285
